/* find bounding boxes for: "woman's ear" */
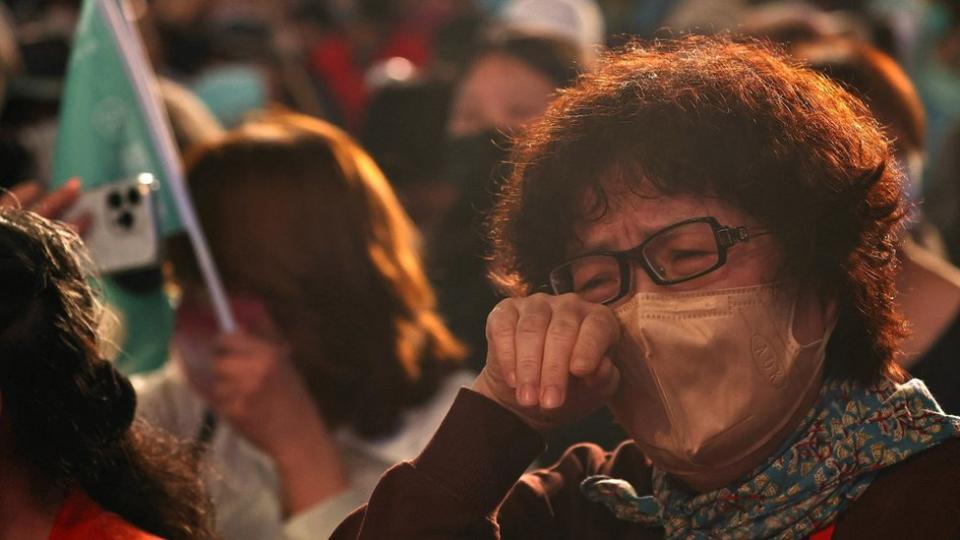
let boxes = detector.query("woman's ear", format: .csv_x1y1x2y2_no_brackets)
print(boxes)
793,289,838,345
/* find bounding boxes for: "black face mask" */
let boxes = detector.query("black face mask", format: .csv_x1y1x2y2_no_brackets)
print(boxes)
443,130,513,207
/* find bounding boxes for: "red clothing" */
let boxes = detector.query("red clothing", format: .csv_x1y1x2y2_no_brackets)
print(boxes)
810,524,836,540
309,29,430,132
49,490,159,540
333,389,960,539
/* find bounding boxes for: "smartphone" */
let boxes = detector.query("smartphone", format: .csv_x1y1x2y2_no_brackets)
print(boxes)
64,174,162,274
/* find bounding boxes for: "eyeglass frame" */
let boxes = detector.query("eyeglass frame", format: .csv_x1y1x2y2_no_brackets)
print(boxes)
547,216,771,305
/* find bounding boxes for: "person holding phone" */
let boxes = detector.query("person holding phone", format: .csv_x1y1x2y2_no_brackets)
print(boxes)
333,36,960,539
0,178,88,232
134,112,469,539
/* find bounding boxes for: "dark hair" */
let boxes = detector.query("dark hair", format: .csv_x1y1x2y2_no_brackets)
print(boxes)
793,38,925,155
168,112,465,439
0,208,214,540
464,35,582,89
360,79,452,188
489,35,908,384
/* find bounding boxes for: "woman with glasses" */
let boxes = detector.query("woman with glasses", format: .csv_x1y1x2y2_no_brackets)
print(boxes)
333,36,960,539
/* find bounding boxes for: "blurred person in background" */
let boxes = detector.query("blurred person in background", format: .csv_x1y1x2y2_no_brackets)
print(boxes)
334,36,960,540
154,5,275,129
920,2,960,264
431,9,616,461
493,0,606,68
303,0,440,132
433,34,582,373
359,0,607,236
0,1,87,224
0,208,214,540
147,0,324,127
135,112,469,539
0,0,226,376
927,121,960,264
0,1,74,188
739,2,871,47
911,0,960,159
360,78,456,232
794,37,960,414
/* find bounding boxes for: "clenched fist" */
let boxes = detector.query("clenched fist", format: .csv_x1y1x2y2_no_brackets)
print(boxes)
472,293,621,432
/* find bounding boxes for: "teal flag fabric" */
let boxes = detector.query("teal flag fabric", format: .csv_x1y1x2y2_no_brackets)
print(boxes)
52,0,178,374
52,0,182,234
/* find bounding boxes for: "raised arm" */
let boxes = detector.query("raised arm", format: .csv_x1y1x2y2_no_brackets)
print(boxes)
333,293,622,539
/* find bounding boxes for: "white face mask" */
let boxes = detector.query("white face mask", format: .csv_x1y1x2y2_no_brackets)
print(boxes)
608,284,832,491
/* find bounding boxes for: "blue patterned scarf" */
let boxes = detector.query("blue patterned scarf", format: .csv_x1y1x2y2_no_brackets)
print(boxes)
581,377,960,539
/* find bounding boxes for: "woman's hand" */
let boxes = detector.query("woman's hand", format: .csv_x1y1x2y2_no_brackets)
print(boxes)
180,300,348,514
472,293,621,432
0,179,90,234
200,330,313,454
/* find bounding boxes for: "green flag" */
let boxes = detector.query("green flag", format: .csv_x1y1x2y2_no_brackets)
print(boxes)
53,0,236,375
52,0,182,234
52,0,181,375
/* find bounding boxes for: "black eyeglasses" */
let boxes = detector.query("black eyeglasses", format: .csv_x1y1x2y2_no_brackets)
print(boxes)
548,217,770,305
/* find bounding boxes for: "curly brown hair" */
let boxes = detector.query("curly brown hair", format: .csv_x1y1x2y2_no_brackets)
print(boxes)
488,35,908,384
0,208,215,540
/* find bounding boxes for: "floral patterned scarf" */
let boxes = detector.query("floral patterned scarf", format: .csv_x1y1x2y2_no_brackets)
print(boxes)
581,377,960,539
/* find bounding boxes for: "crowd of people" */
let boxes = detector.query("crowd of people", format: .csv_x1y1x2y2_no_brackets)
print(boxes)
1,0,959,539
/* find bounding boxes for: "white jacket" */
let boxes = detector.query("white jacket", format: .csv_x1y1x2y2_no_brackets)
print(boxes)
133,363,475,540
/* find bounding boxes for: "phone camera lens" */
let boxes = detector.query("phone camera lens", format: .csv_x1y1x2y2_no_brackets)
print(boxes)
127,187,142,205
117,211,135,229
107,191,123,208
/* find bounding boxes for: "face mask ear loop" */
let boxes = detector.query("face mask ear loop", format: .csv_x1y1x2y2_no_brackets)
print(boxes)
815,313,839,356
787,292,839,353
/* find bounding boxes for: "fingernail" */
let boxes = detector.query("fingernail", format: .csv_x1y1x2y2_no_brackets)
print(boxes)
506,371,517,388
518,384,537,406
541,386,563,409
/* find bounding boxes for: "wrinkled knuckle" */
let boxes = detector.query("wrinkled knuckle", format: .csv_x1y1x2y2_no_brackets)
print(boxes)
491,297,518,316
547,316,580,339
517,313,550,335
555,293,584,311
521,294,551,314
576,331,603,355
487,308,514,329
540,361,567,380
586,310,619,339
487,304,518,335
489,323,516,343
515,354,542,373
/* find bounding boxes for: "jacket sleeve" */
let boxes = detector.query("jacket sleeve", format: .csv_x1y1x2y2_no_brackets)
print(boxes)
330,389,546,539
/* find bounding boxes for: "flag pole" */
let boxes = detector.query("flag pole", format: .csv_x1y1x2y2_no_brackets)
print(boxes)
97,0,236,333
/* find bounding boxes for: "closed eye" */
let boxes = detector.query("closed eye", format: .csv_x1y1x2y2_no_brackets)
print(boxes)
578,276,614,292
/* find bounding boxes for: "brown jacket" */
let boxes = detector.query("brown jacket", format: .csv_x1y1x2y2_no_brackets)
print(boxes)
332,389,960,539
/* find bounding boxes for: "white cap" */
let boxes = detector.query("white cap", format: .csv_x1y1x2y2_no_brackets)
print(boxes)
496,0,605,66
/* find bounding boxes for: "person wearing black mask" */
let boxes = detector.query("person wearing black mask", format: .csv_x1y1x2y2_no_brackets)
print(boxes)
432,35,581,373
429,34,628,463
